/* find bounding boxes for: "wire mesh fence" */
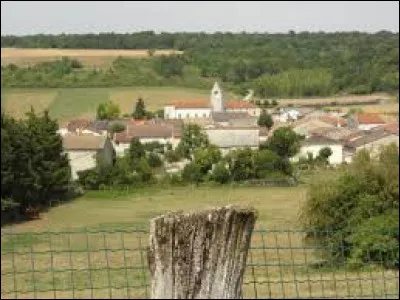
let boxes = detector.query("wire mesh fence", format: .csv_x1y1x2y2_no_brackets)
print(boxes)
1,227,399,299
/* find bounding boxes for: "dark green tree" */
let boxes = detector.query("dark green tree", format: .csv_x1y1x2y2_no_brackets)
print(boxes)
258,109,274,130
176,124,209,159
132,97,147,119
265,127,303,158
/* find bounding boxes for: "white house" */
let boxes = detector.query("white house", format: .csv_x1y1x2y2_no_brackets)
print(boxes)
164,82,260,120
275,108,302,123
113,122,182,157
62,135,115,180
292,135,344,165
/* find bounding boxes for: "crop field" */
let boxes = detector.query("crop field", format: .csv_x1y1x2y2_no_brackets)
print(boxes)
1,48,183,68
1,185,398,299
1,87,240,123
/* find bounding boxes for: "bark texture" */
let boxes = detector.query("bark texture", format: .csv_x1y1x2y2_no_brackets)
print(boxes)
148,206,257,299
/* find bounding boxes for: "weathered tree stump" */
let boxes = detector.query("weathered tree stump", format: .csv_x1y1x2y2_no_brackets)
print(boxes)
147,206,257,299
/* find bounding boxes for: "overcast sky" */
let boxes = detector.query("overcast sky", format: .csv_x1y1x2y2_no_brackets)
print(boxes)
1,1,399,35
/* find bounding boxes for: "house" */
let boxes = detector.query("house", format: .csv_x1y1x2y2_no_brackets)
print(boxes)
307,127,361,142
210,112,258,127
66,118,92,134
205,127,260,155
349,113,386,130
343,128,399,163
113,122,182,156
291,118,335,137
292,134,344,165
318,114,347,128
82,120,110,136
164,82,260,120
62,135,115,180
274,108,302,123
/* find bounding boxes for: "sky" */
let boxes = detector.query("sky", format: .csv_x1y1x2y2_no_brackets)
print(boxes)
1,1,399,35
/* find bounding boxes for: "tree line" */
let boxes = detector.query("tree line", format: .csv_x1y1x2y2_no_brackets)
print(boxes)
2,31,398,97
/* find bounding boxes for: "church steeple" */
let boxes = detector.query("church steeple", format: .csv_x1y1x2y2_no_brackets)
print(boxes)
210,82,223,112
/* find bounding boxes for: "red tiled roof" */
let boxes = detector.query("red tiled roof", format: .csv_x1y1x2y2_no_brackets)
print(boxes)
224,101,256,109
170,99,210,109
169,99,256,109
67,119,92,132
319,114,347,127
357,113,385,124
382,122,399,135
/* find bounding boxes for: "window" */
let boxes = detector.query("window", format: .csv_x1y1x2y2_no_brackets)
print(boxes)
203,113,207,118
178,114,181,119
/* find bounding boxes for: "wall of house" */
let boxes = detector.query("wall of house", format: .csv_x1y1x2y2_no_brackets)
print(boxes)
164,107,212,119
358,124,385,131
206,129,259,150
113,137,181,157
67,150,97,180
225,108,260,117
292,144,343,164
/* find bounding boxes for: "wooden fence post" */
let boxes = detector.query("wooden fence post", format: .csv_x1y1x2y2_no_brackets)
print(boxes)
147,206,257,299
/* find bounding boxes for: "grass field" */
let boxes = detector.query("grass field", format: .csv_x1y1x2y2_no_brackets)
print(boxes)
2,87,398,124
1,185,398,299
1,87,240,123
1,48,183,68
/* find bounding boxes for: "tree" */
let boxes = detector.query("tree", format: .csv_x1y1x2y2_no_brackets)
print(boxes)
97,101,120,120
316,147,333,165
176,124,209,159
193,145,222,175
211,162,231,184
147,152,163,168
1,109,71,217
226,148,255,181
109,122,126,135
182,162,203,185
128,137,145,167
265,127,303,158
257,109,274,130
133,97,147,119
254,149,280,178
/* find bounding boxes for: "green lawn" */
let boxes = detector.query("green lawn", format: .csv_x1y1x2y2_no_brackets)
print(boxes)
2,185,307,232
1,186,398,299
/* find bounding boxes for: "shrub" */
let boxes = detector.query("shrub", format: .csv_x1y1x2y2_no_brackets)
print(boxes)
164,150,181,163
147,152,163,168
211,162,231,184
300,144,399,268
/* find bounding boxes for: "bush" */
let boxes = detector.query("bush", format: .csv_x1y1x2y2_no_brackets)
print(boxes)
147,152,163,168
164,150,181,163
211,162,231,184
300,144,399,268
182,163,203,184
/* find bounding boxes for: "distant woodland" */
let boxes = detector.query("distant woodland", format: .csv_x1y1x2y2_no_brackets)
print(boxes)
1,31,399,97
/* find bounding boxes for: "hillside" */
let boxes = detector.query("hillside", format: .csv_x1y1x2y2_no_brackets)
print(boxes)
1,32,398,97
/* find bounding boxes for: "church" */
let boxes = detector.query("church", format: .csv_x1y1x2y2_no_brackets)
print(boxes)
164,82,260,120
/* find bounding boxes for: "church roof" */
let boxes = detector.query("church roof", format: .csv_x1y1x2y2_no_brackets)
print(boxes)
170,99,210,109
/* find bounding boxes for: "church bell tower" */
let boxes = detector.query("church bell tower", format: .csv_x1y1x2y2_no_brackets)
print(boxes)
210,82,223,112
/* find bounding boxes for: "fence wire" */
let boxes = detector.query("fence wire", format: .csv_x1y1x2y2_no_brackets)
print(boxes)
1,227,398,299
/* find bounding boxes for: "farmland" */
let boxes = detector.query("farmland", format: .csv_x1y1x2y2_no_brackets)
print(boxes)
1,48,183,68
2,87,398,124
1,87,240,123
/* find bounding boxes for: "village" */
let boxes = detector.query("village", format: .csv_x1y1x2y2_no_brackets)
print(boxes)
57,82,399,180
